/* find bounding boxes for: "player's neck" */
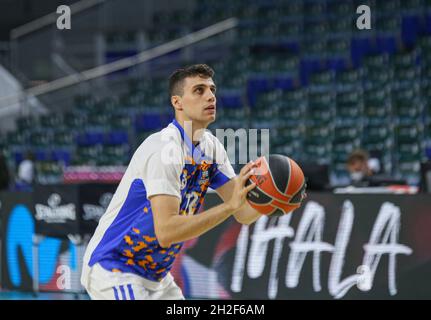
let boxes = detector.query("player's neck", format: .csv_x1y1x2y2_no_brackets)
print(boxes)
175,117,208,145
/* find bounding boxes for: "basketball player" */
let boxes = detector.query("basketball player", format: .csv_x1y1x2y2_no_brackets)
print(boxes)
81,64,269,300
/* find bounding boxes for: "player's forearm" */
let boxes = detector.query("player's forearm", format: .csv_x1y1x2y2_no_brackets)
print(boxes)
157,202,236,247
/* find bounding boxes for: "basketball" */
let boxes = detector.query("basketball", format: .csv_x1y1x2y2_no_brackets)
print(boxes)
246,154,306,216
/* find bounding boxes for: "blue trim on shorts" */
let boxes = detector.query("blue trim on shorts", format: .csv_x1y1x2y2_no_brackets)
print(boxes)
113,286,119,300
120,285,126,300
127,284,135,300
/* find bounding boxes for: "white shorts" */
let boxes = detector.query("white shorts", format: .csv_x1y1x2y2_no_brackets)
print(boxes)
84,263,185,300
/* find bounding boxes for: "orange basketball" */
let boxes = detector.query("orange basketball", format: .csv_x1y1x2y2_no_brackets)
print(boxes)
246,154,306,216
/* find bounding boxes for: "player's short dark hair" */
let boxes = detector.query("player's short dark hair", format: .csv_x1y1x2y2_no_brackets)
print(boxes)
347,149,369,165
169,64,214,97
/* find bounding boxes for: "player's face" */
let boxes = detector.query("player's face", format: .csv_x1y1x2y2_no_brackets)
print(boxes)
179,76,217,125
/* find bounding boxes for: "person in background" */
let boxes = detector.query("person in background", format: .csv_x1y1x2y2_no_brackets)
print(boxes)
15,151,35,191
346,149,374,187
346,149,401,187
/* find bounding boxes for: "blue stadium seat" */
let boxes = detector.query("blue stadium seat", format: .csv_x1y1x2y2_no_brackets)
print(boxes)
105,131,129,146
76,131,105,146
51,150,72,166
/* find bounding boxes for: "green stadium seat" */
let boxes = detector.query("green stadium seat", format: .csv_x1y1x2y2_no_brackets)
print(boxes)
30,131,53,147
366,69,393,85
363,125,392,143
279,21,302,39
309,70,335,86
364,105,391,119
335,68,364,88
110,113,132,130
40,113,63,129
35,161,63,184
364,85,390,104
16,116,36,132
74,95,97,113
88,111,111,128
394,67,420,83
98,145,130,166
280,0,303,14
73,145,103,166
308,91,336,110
419,36,431,63
364,54,390,69
306,125,333,141
279,107,303,122
397,142,422,159
334,125,361,143
376,0,401,13
327,37,350,56
422,66,431,81
64,112,88,130
7,131,28,146
249,56,278,74
328,0,353,16
302,38,328,56
53,130,75,148
254,22,279,41
362,140,392,154
336,88,363,106
395,124,424,144
333,140,360,155
364,54,393,84
393,50,418,69
304,141,332,162
336,104,363,119
304,2,326,16
401,0,424,13
277,125,303,141
282,89,306,102
392,86,423,118
254,105,279,121
376,15,401,33
395,104,423,120
277,55,300,75
220,74,248,89
329,17,352,34
425,119,431,139
256,90,283,106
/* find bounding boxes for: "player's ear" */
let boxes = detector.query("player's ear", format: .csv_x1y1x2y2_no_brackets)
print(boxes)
171,95,183,111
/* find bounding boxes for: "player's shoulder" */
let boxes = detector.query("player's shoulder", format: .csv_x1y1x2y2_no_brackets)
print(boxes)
134,123,183,161
140,124,181,148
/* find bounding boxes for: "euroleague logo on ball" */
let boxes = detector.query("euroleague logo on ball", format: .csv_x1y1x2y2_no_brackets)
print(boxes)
252,172,269,191
246,154,306,216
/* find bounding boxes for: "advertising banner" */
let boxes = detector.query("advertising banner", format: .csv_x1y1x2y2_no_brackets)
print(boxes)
173,193,431,299
1,190,430,299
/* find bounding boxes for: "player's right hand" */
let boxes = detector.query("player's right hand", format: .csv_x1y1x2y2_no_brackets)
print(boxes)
227,161,257,213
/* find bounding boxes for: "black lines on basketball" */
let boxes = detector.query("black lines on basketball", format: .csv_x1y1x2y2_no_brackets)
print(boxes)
268,154,291,194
